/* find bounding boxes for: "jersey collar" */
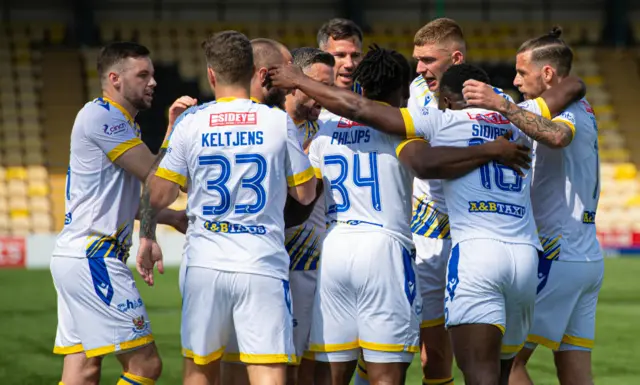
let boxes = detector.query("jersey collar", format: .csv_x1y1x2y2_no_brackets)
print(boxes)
102,97,135,124
216,97,261,103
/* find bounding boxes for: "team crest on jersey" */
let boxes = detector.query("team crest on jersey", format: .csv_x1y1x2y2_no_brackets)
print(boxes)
209,112,257,127
336,117,365,128
467,112,510,125
132,315,147,333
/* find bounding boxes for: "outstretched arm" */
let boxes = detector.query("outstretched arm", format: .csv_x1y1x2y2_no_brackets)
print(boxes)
397,133,531,179
462,79,584,148
269,64,408,137
284,179,323,228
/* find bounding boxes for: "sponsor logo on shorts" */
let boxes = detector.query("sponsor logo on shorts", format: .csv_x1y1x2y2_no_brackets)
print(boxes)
117,298,144,313
102,122,128,136
582,211,596,224
97,282,110,298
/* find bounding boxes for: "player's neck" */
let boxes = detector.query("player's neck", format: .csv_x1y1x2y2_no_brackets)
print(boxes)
215,85,251,101
102,91,137,120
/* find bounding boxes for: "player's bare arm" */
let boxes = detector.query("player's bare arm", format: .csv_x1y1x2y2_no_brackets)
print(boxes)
398,132,531,179
284,179,323,228
463,78,585,148
269,63,408,136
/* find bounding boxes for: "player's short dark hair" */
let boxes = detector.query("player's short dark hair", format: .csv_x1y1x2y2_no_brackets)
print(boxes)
440,63,491,96
351,44,408,102
97,42,150,80
202,31,254,85
251,38,288,69
517,26,573,77
317,18,363,49
291,47,335,71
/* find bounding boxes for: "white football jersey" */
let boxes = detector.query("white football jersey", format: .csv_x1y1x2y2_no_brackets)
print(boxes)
529,98,602,262
318,81,363,124
407,75,516,242
285,119,325,271
308,115,414,249
157,97,313,280
401,102,541,250
53,97,144,260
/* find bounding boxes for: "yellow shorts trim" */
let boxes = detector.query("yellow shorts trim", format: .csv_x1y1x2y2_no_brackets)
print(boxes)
183,346,225,365
421,316,445,328
155,167,187,188
53,343,84,355
526,334,560,350
107,138,144,162
85,334,154,358
400,108,416,138
501,342,525,354
221,352,296,364
396,138,428,157
534,97,551,119
309,340,360,352
561,334,594,349
359,340,420,353
302,350,315,361
493,324,506,335
313,167,322,179
287,167,314,187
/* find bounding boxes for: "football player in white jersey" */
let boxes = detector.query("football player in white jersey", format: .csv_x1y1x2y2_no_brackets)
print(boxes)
268,56,584,385
249,38,292,109
317,18,364,123
281,46,336,385
136,31,316,385
463,28,601,385
50,42,189,385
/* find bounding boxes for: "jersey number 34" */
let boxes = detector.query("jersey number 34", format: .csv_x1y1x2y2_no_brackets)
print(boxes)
324,152,381,214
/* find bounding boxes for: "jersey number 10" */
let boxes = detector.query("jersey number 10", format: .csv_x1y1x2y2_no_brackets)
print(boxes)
324,152,381,214
469,138,523,192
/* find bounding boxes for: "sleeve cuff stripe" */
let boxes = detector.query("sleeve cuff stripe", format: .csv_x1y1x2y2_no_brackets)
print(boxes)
287,167,314,187
313,167,322,179
395,138,427,158
106,138,144,162
400,108,417,138
534,97,552,120
155,168,187,187
552,117,576,137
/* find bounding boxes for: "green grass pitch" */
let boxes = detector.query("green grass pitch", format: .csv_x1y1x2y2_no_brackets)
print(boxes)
1,258,639,384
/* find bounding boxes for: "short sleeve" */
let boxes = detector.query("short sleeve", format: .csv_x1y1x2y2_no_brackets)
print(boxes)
156,118,189,188
307,131,323,178
285,117,314,187
552,110,576,137
160,106,197,149
399,104,443,140
395,138,429,158
518,97,551,119
86,109,143,162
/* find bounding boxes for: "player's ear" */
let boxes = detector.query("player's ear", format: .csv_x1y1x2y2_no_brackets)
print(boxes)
109,72,120,90
451,50,464,65
207,67,216,89
258,67,268,86
541,64,555,84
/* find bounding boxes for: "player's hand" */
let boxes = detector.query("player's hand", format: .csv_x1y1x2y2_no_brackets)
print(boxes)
267,64,305,90
171,209,188,234
462,80,506,112
168,96,198,128
490,131,532,177
136,238,164,286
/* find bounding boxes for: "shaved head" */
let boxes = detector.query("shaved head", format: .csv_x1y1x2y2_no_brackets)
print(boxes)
251,38,290,68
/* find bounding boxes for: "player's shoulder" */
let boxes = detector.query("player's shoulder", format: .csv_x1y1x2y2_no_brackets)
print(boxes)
490,86,515,102
80,97,121,121
411,75,427,89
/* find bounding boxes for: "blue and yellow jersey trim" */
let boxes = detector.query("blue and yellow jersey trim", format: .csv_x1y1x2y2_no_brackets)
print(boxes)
286,224,321,271
107,138,144,162
411,196,451,239
395,138,427,158
400,108,417,138
351,80,363,95
287,167,314,187
534,97,551,120
297,120,320,143
156,167,188,188
552,115,576,137
85,224,132,262
540,235,562,260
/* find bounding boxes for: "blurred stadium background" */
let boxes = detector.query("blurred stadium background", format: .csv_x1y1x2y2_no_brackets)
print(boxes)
0,0,639,384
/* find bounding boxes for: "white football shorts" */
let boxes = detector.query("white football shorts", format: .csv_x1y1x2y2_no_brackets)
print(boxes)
444,239,538,359
413,235,452,328
222,269,317,365
309,230,421,364
526,258,604,351
51,256,154,358
181,267,296,365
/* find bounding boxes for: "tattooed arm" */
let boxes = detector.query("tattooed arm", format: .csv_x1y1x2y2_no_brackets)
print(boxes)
498,99,573,148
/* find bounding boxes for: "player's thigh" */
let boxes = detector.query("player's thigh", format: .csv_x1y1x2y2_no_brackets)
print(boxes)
445,239,510,332
559,259,604,352
233,272,296,365
356,233,420,361
290,269,317,360
526,259,585,351
502,244,538,359
181,266,233,366
413,235,452,327
309,231,358,358
51,256,154,358
51,258,84,355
